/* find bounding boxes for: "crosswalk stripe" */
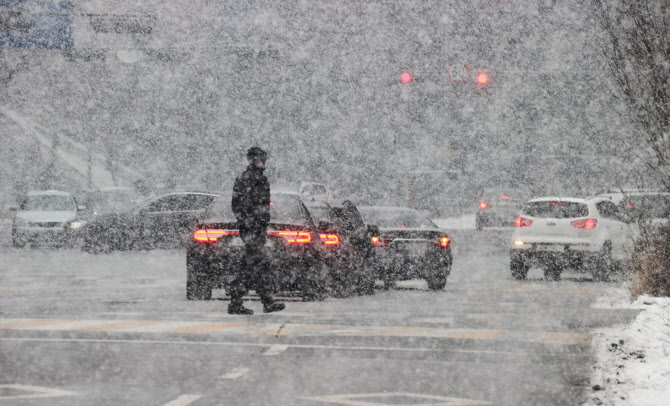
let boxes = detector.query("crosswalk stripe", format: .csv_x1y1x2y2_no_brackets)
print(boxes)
263,344,288,356
219,367,251,380
0,318,592,346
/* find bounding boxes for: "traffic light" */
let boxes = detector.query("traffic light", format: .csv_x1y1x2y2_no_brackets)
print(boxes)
400,72,412,84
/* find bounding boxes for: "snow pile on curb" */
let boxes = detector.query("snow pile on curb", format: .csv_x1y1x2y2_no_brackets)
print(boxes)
587,289,670,406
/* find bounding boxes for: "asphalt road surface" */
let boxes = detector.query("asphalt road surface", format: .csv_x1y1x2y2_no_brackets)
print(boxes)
0,228,640,406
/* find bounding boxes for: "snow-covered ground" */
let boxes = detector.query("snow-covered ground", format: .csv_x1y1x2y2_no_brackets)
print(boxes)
588,289,670,406
433,214,476,230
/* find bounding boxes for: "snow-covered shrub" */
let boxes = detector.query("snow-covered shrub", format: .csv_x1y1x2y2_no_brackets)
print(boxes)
629,225,670,298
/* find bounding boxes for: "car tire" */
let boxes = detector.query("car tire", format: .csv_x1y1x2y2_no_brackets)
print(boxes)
543,264,562,281
186,280,212,300
510,255,529,280
476,216,484,231
426,273,447,291
593,242,613,282
186,258,212,300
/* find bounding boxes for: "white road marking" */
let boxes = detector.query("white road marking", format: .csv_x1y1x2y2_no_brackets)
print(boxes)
0,384,77,400
219,367,251,380
263,344,289,356
0,337,588,357
162,394,202,406
299,392,493,406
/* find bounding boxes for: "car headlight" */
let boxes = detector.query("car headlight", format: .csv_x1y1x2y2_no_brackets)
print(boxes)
69,221,82,229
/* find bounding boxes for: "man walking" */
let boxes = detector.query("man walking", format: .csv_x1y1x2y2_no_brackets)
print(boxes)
229,147,285,315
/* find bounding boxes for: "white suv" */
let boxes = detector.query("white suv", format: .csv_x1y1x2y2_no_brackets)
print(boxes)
510,197,638,281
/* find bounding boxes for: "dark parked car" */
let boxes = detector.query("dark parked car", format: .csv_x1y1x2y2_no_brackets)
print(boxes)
358,206,452,291
476,188,529,230
186,192,330,301
81,192,218,252
307,200,380,296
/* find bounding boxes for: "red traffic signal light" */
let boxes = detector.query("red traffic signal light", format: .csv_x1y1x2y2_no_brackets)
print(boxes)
476,72,489,85
400,72,412,84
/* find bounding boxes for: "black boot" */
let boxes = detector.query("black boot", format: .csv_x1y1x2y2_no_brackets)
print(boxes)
228,303,254,315
261,295,285,313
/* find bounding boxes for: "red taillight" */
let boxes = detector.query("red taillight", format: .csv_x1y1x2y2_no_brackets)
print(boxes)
479,202,488,209
193,229,239,243
515,217,533,227
319,233,339,246
435,236,450,248
372,236,393,247
397,224,408,228
269,230,312,244
626,204,634,209
501,195,510,200
571,219,597,229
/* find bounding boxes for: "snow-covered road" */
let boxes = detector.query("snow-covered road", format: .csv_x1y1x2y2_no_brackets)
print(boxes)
0,229,641,405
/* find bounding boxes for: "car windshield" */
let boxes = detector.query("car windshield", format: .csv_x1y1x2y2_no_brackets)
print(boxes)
207,194,304,223
624,195,670,218
359,208,436,228
522,201,589,218
20,195,74,211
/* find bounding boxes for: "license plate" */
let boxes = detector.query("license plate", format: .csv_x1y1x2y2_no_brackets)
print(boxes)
398,242,427,257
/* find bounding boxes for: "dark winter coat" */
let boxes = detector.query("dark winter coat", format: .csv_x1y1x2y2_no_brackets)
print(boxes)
231,165,271,233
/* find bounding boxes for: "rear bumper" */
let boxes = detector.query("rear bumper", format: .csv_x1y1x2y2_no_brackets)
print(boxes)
186,243,319,290
374,247,452,279
12,227,79,245
510,247,598,267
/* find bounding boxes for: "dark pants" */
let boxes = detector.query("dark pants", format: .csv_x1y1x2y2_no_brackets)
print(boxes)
229,229,275,306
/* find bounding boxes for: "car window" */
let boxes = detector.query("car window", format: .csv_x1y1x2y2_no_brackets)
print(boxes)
522,201,589,218
306,205,331,224
359,208,437,228
20,195,75,211
596,201,621,220
146,196,181,212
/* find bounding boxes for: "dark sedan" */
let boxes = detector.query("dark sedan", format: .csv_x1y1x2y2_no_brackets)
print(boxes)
81,192,218,253
307,200,380,297
186,192,329,301
358,206,452,291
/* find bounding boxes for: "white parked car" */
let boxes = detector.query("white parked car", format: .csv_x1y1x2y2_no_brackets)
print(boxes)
11,190,85,248
510,197,638,281
596,189,670,228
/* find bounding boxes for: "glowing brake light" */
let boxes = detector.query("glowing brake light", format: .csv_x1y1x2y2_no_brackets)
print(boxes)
479,202,488,209
371,236,381,246
193,229,239,243
269,230,312,244
626,204,634,209
319,233,340,245
515,217,533,227
571,219,597,229
501,195,510,200
436,236,450,248
397,224,408,228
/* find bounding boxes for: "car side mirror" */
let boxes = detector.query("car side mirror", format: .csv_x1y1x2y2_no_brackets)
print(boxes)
8,207,17,212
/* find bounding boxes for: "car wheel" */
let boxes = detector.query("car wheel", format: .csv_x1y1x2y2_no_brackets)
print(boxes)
186,280,212,300
593,242,613,282
186,259,212,300
543,264,562,281
476,216,484,231
426,272,447,291
510,255,529,280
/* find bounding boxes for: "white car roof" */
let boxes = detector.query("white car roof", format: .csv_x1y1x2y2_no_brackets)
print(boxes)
26,190,72,197
359,206,419,214
526,197,588,204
